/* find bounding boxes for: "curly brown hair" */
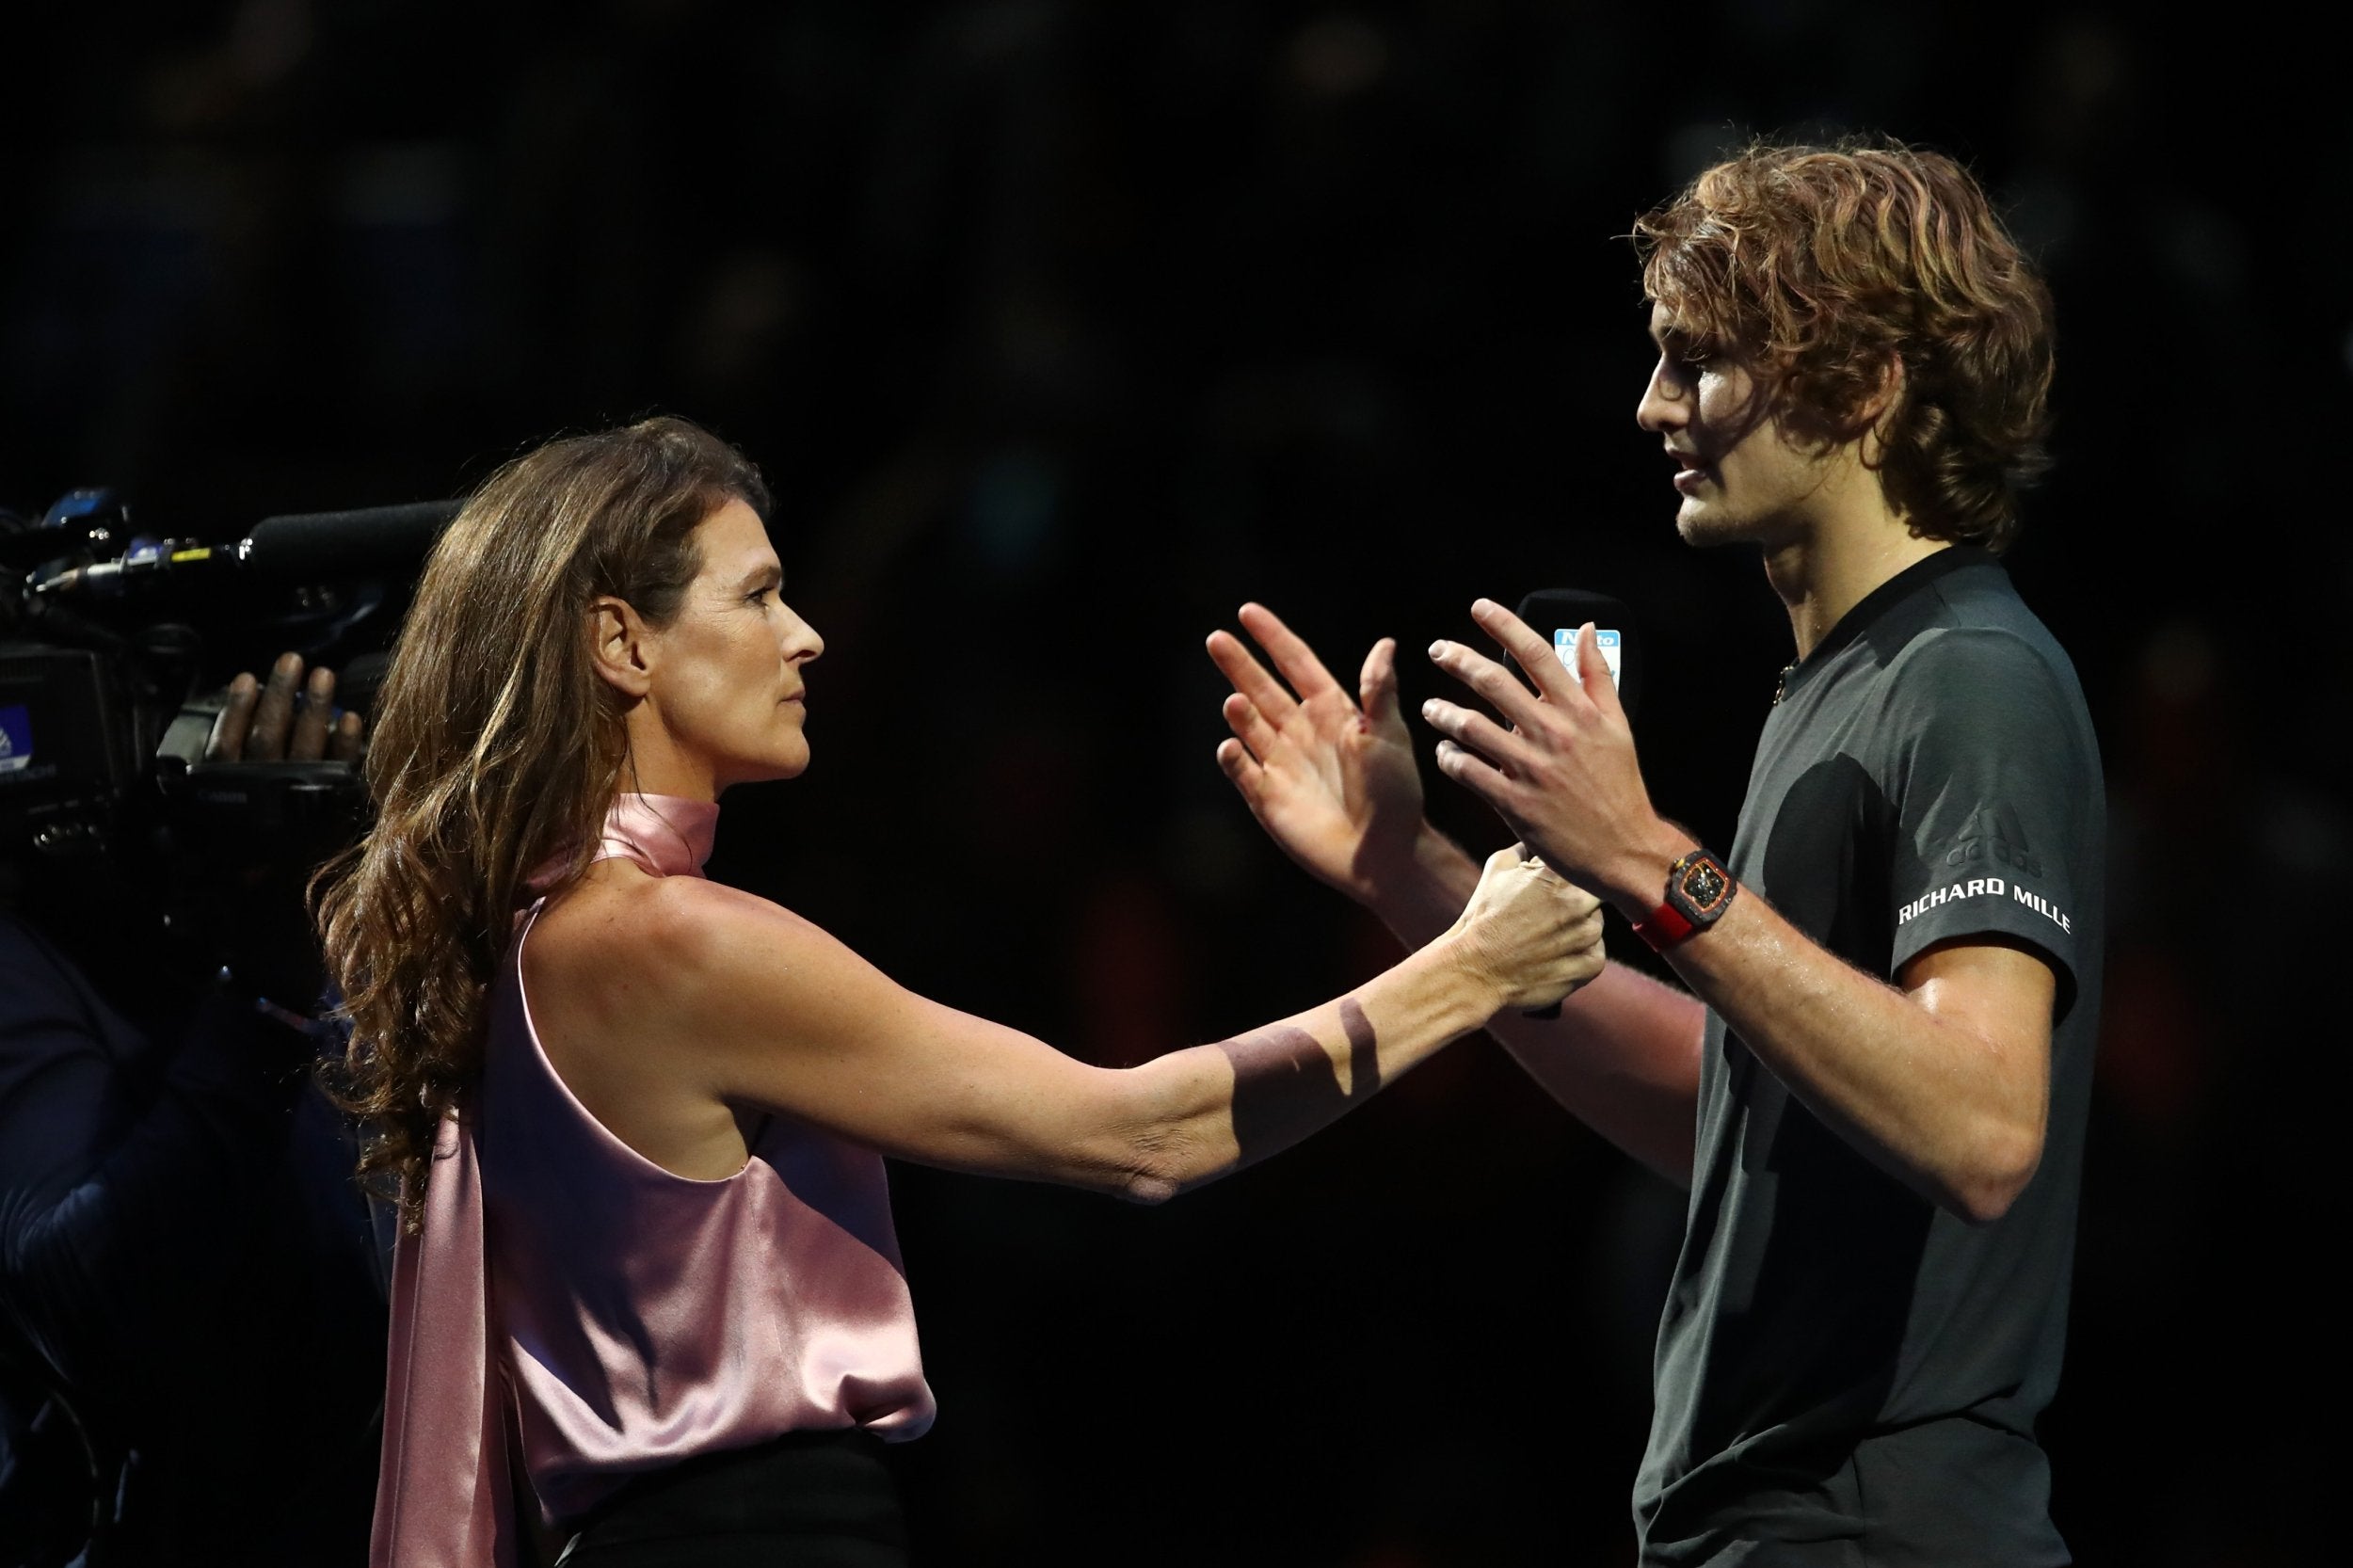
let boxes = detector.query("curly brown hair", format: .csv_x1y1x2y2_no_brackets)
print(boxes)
1632,138,2055,552
313,416,768,1228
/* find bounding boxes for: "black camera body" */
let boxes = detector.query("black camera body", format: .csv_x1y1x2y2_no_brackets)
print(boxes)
0,488,449,983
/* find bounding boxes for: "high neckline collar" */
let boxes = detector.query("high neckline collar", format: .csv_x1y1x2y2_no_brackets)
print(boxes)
596,792,719,878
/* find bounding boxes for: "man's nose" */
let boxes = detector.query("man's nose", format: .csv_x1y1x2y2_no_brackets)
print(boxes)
1635,359,1683,434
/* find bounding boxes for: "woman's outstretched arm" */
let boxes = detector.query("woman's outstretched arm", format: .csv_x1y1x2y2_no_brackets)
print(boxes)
629,848,1603,1200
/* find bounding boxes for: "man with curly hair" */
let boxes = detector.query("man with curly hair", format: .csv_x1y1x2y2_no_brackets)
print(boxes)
1209,141,2095,1563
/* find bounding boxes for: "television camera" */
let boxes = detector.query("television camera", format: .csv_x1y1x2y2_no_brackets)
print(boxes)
0,487,452,986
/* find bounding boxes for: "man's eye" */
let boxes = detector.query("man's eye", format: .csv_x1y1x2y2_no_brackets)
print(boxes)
1660,329,1716,365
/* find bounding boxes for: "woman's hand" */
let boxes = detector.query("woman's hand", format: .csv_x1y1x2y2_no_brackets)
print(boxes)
1206,602,1428,904
1442,845,1608,1014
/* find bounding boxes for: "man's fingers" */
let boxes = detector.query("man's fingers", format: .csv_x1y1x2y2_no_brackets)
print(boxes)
1468,598,1579,703
1220,691,1284,764
1206,629,1302,725
203,672,261,761
1418,697,1523,773
1432,736,1517,810
1575,623,1628,720
201,655,362,766
247,652,302,761
1427,639,1544,730
289,665,336,761
1237,602,1348,703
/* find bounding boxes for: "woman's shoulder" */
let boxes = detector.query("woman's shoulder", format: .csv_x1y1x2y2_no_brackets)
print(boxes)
525,866,859,1016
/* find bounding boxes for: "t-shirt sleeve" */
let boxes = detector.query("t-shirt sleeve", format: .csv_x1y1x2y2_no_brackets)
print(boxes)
1879,628,2094,1016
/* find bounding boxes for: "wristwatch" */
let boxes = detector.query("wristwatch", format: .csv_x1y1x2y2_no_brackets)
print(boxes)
1632,848,1737,951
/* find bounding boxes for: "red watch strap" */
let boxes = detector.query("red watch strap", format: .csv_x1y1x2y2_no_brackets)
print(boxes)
1632,900,1696,951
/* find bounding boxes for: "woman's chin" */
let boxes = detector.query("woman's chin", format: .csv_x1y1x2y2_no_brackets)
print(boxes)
713,747,811,792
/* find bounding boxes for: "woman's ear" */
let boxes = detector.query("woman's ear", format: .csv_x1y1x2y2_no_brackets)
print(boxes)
587,596,655,698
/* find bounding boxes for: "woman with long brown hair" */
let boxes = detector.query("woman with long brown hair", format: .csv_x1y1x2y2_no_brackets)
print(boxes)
319,415,1604,1567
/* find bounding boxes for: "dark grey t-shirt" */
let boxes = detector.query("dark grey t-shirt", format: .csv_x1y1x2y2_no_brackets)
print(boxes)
1634,549,2103,1567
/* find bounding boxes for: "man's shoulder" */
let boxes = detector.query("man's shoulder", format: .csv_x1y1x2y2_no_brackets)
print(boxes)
1871,568,2089,732
1864,556,2069,670
1887,621,2073,695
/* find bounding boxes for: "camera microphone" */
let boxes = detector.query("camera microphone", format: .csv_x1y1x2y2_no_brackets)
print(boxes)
234,501,458,580
28,500,459,598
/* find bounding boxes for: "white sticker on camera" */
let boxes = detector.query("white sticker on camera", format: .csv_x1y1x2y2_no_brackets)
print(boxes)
1554,628,1623,694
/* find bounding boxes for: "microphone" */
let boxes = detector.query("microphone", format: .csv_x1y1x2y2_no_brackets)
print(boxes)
1513,588,1641,1020
24,498,461,616
234,501,458,580
1514,587,1641,720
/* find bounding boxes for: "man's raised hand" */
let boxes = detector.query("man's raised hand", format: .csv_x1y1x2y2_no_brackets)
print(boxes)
1206,602,1427,904
1421,599,1669,902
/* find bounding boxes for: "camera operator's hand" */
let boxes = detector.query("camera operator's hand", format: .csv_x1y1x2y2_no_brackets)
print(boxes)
191,653,368,1017
204,652,365,763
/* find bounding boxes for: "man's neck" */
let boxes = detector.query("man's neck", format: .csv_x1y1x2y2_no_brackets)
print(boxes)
1759,494,1948,660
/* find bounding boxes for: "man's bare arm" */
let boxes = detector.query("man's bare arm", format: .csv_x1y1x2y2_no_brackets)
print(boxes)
1208,604,1703,1184
1366,823,1705,1183
1424,602,2053,1224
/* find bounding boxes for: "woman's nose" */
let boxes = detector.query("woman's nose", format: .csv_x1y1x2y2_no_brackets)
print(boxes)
780,608,823,664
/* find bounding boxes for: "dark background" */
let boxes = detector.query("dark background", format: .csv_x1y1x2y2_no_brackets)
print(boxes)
3,2,2343,1562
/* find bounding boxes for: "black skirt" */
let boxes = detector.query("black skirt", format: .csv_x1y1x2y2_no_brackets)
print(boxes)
552,1429,908,1568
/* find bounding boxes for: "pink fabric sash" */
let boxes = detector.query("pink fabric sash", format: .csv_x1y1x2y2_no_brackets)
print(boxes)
370,1110,512,1568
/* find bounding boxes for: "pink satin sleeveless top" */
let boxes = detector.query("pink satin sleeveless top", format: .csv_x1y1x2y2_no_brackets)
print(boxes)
370,793,935,1568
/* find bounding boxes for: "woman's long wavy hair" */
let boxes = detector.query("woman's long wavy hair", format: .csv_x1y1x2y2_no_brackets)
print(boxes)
1632,138,2055,552
316,416,769,1228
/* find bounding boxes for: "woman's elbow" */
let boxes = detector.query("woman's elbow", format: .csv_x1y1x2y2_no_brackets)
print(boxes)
1112,1164,1183,1206
1098,1114,1222,1207
1085,1064,1233,1206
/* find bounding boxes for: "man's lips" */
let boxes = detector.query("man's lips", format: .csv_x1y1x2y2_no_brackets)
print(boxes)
1670,452,1712,495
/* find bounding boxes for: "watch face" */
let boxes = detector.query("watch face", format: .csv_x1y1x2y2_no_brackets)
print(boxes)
1669,852,1735,925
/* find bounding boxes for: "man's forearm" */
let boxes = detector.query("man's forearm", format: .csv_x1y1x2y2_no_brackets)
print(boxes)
1368,824,1703,1184
1596,825,2047,1224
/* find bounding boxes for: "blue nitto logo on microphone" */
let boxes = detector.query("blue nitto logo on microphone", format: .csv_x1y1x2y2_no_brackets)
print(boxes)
1553,628,1625,694
0,705,31,774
